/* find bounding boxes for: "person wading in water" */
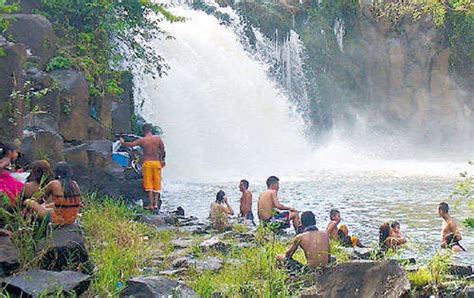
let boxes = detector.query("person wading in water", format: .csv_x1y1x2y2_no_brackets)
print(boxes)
121,124,166,212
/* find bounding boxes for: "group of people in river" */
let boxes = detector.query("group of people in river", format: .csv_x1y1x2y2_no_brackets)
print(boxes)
0,142,82,237
209,175,466,269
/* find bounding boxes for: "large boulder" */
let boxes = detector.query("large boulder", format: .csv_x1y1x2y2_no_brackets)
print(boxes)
49,69,90,141
299,260,410,298
0,270,90,296
20,128,64,163
120,276,196,297
0,37,26,141
36,224,89,272
112,71,134,134
0,237,19,277
3,14,57,68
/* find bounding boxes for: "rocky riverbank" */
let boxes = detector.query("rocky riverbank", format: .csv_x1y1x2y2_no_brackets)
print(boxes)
1,196,472,297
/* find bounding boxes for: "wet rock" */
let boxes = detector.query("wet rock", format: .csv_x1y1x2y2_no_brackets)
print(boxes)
180,225,209,235
3,14,57,67
351,247,373,260
190,257,222,272
143,214,179,227
37,225,89,272
120,276,196,297
86,140,112,169
299,260,410,298
0,237,19,277
199,237,230,254
0,270,90,296
112,71,134,134
447,264,473,278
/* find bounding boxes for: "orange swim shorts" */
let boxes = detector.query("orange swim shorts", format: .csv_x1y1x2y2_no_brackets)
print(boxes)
142,160,161,192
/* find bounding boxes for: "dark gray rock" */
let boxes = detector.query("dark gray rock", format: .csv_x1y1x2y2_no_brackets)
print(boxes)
158,268,188,276
0,270,90,297
112,71,134,134
199,237,230,254
0,237,19,277
171,257,189,269
143,214,179,227
3,14,57,68
37,225,89,272
170,239,194,249
448,264,473,278
24,111,59,134
120,276,196,297
464,286,474,298
299,260,410,298
21,128,64,163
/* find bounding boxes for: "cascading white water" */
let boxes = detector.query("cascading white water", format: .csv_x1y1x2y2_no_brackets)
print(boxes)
139,6,311,182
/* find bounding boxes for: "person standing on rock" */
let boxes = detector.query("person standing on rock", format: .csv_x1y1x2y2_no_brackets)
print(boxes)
120,124,166,212
257,176,301,232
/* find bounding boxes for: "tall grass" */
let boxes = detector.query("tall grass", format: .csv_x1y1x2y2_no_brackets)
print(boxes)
80,193,158,296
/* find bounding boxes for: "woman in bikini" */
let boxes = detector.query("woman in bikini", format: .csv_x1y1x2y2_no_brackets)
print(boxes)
24,162,81,225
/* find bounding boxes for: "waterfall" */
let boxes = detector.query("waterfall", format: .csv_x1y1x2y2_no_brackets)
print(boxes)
137,5,311,182
333,18,345,53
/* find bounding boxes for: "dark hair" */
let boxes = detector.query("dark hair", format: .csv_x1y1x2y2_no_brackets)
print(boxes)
28,160,53,184
329,209,340,219
142,123,153,134
266,176,279,188
379,222,390,248
0,142,16,159
240,179,249,190
301,211,316,227
216,190,225,203
390,221,400,229
438,202,449,213
55,162,79,198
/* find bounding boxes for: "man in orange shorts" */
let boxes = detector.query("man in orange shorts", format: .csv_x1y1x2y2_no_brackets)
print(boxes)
121,124,166,211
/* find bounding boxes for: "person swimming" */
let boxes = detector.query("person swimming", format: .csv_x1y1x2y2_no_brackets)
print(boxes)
379,221,407,249
238,179,255,225
210,190,234,231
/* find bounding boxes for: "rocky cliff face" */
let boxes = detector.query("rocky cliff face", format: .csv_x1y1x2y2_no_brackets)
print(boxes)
0,6,139,197
233,1,473,149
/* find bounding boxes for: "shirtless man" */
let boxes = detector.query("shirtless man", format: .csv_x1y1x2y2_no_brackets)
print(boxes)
438,202,465,252
120,124,166,211
277,211,329,269
326,209,342,240
257,176,301,232
239,179,254,225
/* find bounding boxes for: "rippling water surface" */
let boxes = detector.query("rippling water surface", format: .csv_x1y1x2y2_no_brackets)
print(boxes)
161,172,473,265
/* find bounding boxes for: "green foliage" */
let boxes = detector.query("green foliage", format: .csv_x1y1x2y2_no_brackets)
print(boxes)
462,217,474,228
46,55,72,72
407,267,433,287
35,0,182,97
329,239,350,264
450,161,473,227
427,250,451,288
131,113,162,136
0,47,6,57
80,193,157,296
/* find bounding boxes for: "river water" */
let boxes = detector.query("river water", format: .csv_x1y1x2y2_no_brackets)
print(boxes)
138,5,473,264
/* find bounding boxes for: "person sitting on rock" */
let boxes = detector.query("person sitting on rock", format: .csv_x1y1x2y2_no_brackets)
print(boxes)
0,142,23,208
210,190,234,231
326,209,364,247
388,221,407,246
257,176,301,232
238,179,255,225
438,202,465,252
22,160,53,202
24,162,81,226
379,222,406,249
277,211,329,271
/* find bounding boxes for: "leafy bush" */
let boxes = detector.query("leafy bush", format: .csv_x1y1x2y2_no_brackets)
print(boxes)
34,0,182,97
46,55,72,72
